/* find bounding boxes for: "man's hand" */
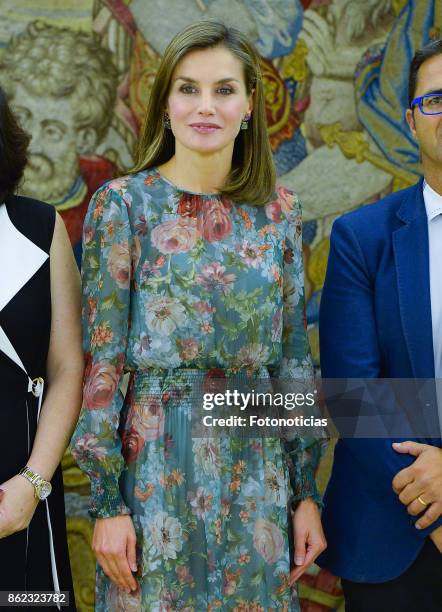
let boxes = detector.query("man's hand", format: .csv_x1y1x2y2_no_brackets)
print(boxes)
0,475,39,538
392,441,442,529
289,498,327,584
430,525,442,553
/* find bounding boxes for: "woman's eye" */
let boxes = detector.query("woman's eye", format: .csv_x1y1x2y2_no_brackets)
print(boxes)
178,85,234,95
180,85,197,94
218,87,234,95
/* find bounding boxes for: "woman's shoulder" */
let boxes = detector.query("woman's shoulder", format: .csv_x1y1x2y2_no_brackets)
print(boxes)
90,168,165,208
274,185,301,211
261,185,301,226
5,195,56,253
86,169,164,228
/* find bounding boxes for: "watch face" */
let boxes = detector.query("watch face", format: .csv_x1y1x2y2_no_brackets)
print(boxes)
37,481,52,500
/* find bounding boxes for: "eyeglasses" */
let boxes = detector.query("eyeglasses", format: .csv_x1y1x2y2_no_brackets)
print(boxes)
410,93,442,115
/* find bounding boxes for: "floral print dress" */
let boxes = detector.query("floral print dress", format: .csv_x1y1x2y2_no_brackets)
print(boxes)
71,168,325,612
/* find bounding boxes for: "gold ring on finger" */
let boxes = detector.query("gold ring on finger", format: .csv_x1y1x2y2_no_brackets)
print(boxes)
417,495,429,507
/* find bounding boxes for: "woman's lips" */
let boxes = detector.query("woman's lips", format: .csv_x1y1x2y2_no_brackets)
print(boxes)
190,123,221,133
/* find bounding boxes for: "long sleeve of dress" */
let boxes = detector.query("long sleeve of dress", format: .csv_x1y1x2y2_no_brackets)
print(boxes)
70,183,133,519
277,191,327,507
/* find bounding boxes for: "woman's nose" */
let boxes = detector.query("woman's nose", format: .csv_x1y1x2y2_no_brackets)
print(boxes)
197,92,216,115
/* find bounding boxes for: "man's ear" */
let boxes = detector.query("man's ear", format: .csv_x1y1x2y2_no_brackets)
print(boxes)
76,127,98,155
405,108,417,139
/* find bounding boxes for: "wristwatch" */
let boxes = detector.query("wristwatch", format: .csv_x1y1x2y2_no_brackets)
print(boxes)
19,466,52,501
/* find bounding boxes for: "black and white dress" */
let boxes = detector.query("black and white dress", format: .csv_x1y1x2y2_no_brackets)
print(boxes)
0,195,75,609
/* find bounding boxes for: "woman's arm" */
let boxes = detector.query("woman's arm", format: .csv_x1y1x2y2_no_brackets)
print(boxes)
70,183,138,593
274,189,327,582
276,190,327,503
0,212,83,537
28,212,84,478
70,184,133,518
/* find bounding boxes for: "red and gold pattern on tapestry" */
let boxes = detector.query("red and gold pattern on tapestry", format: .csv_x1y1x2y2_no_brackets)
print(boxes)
298,566,344,611
128,30,162,130
260,56,300,151
91,0,140,157
280,38,309,84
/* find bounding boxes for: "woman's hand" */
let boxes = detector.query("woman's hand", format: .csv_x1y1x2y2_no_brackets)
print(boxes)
289,497,327,584
0,475,39,538
92,515,139,594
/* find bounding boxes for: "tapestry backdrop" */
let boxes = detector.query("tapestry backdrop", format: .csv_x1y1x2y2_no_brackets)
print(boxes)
0,1,440,610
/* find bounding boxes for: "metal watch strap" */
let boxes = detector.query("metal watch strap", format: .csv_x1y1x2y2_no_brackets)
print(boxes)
19,466,46,493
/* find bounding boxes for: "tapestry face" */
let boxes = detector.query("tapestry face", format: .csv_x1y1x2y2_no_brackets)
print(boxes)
0,0,439,364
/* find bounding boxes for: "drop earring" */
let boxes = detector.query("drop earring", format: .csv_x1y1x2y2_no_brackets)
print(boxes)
163,113,171,129
241,114,251,130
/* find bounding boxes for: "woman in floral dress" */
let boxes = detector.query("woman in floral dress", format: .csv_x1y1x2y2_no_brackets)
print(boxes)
71,21,327,611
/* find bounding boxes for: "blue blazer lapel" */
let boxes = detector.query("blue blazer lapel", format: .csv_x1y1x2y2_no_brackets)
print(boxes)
392,179,435,379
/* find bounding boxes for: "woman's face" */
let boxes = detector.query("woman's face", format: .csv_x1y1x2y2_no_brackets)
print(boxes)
166,46,253,156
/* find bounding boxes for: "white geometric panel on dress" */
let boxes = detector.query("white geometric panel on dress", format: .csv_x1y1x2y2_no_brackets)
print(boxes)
0,203,49,310
0,204,48,371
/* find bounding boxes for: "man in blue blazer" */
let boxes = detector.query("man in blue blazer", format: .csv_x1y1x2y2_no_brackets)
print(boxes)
317,40,442,610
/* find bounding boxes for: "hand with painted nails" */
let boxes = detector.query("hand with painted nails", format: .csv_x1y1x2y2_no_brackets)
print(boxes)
0,475,39,538
289,497,327,584
392,441,442,530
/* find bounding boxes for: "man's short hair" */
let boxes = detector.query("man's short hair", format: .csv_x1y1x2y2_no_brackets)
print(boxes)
408,38,442,107
0,20,118,142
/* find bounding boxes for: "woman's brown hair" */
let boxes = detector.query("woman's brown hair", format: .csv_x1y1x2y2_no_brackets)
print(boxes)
131,21,276,206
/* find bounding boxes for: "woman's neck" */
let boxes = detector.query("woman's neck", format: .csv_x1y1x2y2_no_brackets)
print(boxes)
158,147,233,194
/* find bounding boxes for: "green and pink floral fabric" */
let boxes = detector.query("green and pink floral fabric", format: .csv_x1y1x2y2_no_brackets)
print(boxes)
71,168,324,611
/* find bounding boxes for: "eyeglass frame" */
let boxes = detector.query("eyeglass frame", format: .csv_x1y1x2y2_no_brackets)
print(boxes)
410,92,442,115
